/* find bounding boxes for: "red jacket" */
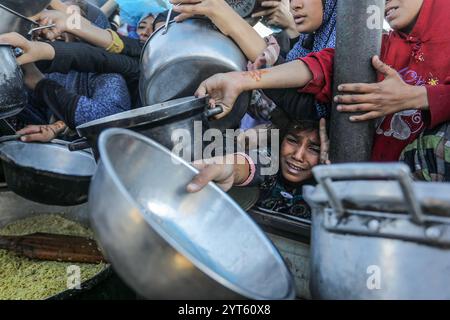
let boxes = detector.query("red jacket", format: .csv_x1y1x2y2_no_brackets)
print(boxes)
298,0,450,161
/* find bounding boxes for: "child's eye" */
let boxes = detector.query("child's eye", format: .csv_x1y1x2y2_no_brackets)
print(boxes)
310,146,320,153
286,136,297,143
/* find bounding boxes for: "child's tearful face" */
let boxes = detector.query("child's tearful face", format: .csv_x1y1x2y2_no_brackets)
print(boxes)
137,15,156,43
280,129,320,184
385,0,424,33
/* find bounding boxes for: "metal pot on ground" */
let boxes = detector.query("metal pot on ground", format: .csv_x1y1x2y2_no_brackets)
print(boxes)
304,163,450,299
0,140,97,206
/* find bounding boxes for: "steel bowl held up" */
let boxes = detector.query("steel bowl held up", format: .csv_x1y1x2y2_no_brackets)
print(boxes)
304,163,450,300
0,45,27,119
0,140,97,206
139,18,250,131
88,128,295,299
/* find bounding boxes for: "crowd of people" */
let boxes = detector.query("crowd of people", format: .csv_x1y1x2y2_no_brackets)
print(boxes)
0,0,448,220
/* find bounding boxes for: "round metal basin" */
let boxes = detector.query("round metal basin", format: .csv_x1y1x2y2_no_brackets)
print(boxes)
89,128,295,299
0,141,97,206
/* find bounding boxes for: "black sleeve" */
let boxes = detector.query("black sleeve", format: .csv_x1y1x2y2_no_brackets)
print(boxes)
272,31,292,59
119,35,143,57
36,41,140,87
34,79,80,129
262,55,317,121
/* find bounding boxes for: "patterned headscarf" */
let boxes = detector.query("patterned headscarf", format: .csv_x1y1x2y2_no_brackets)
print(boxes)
286,0,337,118
287,0,337,61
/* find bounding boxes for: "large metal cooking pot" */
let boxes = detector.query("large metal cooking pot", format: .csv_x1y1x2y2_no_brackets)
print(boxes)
0,140,97,206
0,0,50,17
139,18,249,131
89,128,295,299
0,45,27,119
74,96,224,160
0,3,41,37
304,163,450,300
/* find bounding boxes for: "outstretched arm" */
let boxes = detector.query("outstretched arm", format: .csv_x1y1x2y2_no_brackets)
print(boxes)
171,0,267,62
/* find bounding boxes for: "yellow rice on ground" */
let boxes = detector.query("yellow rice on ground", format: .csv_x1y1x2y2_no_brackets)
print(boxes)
0,214,106,300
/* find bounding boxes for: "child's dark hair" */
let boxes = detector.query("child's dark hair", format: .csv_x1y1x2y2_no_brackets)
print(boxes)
282,120,320,141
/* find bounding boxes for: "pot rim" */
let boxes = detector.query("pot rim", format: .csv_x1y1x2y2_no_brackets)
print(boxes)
0,141,96,178
0,3,39,26
96,128,296,300
76,96,208,136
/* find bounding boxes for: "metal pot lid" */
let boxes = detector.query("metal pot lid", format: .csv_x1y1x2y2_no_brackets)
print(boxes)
92,128,295,299
77,96,207,135
0,141,96,177
0,0,50,17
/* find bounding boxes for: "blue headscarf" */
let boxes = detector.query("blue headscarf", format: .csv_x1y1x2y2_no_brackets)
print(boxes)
286,0,337,118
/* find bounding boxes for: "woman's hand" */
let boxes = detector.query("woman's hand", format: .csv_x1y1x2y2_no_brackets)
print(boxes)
0,33,55,65
17,121,67,143
35,10,71,41
195,71,246,119
171,0,226,21
252,0,298,36
171,0,236,35
22,63,45,90
334,56,429,122
319,118,331,165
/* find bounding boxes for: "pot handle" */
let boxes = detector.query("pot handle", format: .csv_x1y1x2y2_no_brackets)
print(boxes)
204,106,224,119
68,138,91,152
312,163,425,224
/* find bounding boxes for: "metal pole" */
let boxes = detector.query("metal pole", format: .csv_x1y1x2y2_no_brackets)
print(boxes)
330,0,385,163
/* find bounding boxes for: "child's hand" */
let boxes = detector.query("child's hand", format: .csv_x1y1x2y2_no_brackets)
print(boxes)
17,121,67,143
187,156,237,193
334,56,429,122
0,33,55,65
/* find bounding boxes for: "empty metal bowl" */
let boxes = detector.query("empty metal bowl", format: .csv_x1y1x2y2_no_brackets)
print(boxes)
89,128,295,299
0,140,97,206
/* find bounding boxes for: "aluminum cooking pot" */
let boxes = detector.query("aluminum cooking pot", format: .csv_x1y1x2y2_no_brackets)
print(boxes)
0,0,50,17
0,45,27,119
0,3,42,38
0,140,97,206
88,128,295,299
73,96,224,160
304,163,450,300
139,18,250,131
